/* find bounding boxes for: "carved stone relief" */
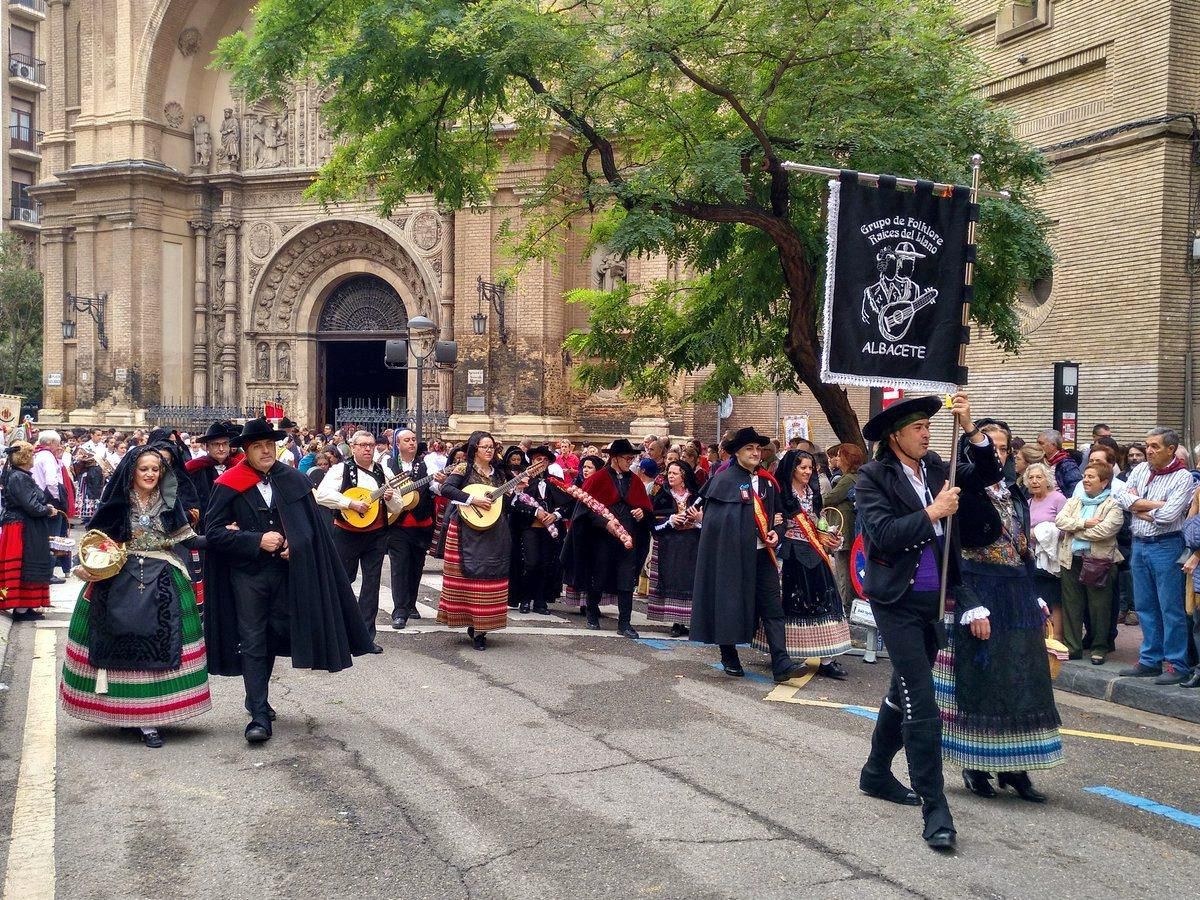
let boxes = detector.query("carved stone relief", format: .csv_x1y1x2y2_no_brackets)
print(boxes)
256,342,271,381
247,222,275,260
191,115,211,171
276,343,292,382
410,210,441,252
178,28,201,57
219,108,240,169
164,101,185,129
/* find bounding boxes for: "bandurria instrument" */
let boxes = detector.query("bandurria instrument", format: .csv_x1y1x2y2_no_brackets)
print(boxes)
458,461,548,531
878,287,937,342
340,470,436,531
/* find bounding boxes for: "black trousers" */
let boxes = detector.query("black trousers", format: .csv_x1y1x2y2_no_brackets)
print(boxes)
869,591,953,837
231,562,290,724
334,528,387,638
720,550,793,680
387,526,430,621
587,590,632,629
520,528,559,609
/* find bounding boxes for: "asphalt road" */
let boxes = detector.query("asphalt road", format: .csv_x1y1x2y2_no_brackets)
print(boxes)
1,568,1198,900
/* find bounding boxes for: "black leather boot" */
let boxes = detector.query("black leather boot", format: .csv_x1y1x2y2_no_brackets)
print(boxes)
962,769,997,798
997,771,1047,803
902,716,956,850
859,700,920,806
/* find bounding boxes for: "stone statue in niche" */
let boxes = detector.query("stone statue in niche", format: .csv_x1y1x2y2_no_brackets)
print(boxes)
249,114,288,169
191,115,212,171
219,108,240,169
596,252,627,291
177,27,201,57
256,342,271,381
276,343,291,381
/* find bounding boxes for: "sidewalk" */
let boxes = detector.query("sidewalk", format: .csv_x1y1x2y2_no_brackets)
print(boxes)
1054,618,1200,725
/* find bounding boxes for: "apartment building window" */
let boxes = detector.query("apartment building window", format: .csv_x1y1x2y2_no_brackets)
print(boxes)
10,98,36,151
12,169,35,215
10,26,34,60
996,0,1050,42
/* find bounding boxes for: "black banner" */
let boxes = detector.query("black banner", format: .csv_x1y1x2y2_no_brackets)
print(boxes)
820,172,974,392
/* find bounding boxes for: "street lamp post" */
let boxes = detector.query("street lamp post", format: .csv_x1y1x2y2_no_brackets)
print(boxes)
407,315,438,444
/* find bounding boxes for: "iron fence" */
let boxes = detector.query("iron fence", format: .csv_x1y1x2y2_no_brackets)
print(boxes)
334,397,449,436
145,402,263,432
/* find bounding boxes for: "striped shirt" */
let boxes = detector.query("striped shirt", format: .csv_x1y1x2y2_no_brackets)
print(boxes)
1116,461,1196,539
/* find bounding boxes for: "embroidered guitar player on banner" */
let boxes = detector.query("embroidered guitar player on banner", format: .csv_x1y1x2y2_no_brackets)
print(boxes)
821,171,975,393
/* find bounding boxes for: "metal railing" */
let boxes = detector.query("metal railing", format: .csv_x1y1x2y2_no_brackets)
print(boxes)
8,52,46,85
334,398,449,435
9,0,48,14
145,402,264,431
8,124,43,153
8,200,40,224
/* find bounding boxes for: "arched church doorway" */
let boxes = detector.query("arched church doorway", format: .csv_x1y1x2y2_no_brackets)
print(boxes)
317,275,409,427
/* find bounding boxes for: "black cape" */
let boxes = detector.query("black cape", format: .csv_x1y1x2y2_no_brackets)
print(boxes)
689,463,783,645
203,460,373,676
560,469,651,594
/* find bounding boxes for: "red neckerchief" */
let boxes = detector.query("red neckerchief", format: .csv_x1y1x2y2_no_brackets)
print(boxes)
185,451,244,475
1148,457,1186,485
215,459,269,494
1046,449,1069,467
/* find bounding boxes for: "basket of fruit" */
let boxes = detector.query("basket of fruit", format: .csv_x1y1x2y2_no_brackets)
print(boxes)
77,530,127,581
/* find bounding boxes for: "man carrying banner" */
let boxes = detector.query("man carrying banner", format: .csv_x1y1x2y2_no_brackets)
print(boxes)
854,392,1000,852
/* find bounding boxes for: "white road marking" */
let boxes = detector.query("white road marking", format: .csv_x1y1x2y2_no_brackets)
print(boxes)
3,628,58,900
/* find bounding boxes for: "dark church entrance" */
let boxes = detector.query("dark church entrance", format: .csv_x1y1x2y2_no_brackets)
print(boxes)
317,275,410,429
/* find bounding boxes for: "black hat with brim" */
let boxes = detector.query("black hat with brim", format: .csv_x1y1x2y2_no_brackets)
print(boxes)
232,416,289,448
527,445,556,464
603,438,639,457
280,417,298,430
722,427,773,454
862,395,944,443
199,420,238,443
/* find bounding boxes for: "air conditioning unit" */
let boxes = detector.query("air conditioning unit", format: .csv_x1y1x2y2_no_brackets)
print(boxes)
9,61,36,81
18,207,37,223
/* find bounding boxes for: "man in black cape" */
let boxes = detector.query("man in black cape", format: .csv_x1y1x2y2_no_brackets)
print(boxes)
185,420,243,530
853,391,999,852
204,417,374,744
560,438,652,639
690,427,803,683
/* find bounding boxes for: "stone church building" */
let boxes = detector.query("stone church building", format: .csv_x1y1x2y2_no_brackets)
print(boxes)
32,0,1200,449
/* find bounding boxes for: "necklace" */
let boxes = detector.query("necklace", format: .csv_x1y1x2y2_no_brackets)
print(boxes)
132,490,159,529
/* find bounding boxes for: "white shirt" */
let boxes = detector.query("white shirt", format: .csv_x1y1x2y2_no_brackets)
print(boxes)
901,459,941,537
424,452,447,475
256,480,274,506
316,460,403,514
31,448,62,498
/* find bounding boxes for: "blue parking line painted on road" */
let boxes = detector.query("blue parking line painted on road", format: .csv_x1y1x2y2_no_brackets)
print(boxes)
636,639,677,651
1085,786,1200,830
843,706,879,721
708,662,774,685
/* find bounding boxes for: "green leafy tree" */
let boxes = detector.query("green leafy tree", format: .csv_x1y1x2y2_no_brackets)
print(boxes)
0,234,43,404
218,0,1052,444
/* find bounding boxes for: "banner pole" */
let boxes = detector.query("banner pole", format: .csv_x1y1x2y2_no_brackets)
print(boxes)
780,160,1011,201
936,153,984,620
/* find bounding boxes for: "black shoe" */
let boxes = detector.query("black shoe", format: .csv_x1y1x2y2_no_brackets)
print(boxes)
139,728,164,749
369,643,384,654
245,722,271,743
723,664,745,677
859,767,921,806
1067,651,1082,661
925,828,957,852
773,665,803,684
467,626,476,638
409,608,422,620
1154,667,1188,686
1118,663,1162,677
533,604,550,615
962,769,997,798
1182,670,1200,689
669,623,689,637
392,616,407,630
266,704,277,722
519,603,531,614
617,625,640,640
997,771,1047,803
473,634,487,651
585,619,601,630
817,660,849,680
49,576,65,585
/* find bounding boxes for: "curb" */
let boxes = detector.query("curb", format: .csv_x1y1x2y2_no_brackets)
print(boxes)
1055,660,1200,726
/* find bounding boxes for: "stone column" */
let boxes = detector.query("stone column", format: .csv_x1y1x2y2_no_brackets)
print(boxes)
220,221,241,405
71,216,100,413
42,0,70,178
190,221,211,404
437,211,455,412
38,226,70,417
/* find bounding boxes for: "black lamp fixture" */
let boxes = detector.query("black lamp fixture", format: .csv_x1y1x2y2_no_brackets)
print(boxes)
63,291,109,350
474,276,509,343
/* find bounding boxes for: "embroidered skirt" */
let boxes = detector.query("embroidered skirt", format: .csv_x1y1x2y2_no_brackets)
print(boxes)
934,570,1064,772
437,518,509,633
561,585,618,609
646,540,694,626
0,522,51,610
752,555,850,659
60,567,211,727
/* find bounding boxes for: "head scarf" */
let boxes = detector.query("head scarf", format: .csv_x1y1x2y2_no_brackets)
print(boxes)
87,446,190,542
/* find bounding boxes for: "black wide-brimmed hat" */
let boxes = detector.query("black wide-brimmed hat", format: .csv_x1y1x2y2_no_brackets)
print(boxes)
232,416,288,448
862,395,943,443
603,438,639,457
527,445,556,464
199,420,238,443
722,427,772,454
280,417,298,430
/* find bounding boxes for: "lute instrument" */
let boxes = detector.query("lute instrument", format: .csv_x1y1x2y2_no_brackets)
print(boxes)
339,469,436,531
458,460,547,531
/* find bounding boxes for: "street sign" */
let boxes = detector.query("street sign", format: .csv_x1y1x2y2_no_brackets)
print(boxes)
467,369,484,386
115,368,128,382
47,373,62,387
717,394,733,419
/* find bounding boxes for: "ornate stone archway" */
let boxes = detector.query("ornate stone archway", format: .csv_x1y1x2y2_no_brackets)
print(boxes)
318,275,409,334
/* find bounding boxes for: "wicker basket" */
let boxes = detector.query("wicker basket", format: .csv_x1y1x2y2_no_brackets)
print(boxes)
77,530,127,580
1044,621,1069,680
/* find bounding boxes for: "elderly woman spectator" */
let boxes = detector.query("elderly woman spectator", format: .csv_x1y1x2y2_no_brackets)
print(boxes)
1025,461,1067,639
1014,444,1044,481
1055,460,1125,665
821,442,864,611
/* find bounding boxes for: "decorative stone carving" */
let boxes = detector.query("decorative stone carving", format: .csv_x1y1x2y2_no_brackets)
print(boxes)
177,27,201,57
191,115,211,171
248,222,275,260
411,210,441,252
248,109,290,169
256,342,271,381
595,251,627,291
219,108,240,169
164,101,185,130
276,343,292,381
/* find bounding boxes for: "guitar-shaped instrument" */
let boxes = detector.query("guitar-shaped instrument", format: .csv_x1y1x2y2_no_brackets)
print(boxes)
340,469,435,531
458,460,548,531
878,287,938,342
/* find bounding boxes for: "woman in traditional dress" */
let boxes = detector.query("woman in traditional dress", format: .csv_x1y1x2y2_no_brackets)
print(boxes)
762,450,851,678
560,454,606,615
821,443,864,613
73,449,106,522
435,431,536,650
60,446,212,748
647,460,702,637
937,423,1063,802
0,441,59,621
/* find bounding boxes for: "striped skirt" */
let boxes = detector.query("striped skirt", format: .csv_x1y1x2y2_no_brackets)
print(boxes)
646,542,692,626
60,568,212,727
436,518,509,633
0,522,51,610
561,585,618,610
751,615,852,660
934,616,1064,772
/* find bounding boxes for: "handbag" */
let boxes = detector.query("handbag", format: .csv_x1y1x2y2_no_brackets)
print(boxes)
1079,553,1114,589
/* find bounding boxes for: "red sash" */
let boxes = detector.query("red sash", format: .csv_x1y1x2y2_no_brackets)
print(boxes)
789,510,834,571
751,492,777,566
